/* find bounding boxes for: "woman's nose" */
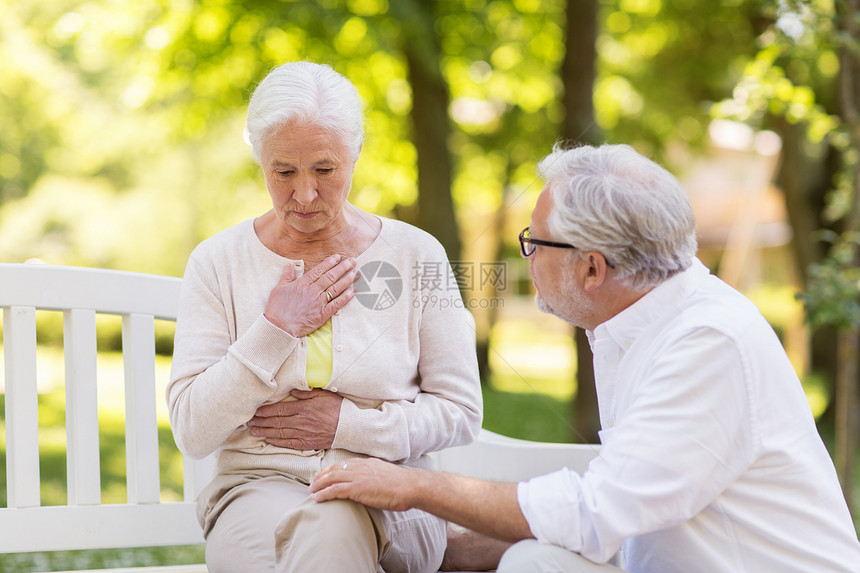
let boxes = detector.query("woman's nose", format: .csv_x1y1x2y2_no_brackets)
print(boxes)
292,173,318,204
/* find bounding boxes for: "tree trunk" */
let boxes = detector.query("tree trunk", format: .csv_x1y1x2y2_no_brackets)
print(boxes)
476,176,515,384
835,0,860,513
397,1,461,262
562,0,601,146
772,116,840,426
773,117,831,277
835,328,858,507
560,0,602,443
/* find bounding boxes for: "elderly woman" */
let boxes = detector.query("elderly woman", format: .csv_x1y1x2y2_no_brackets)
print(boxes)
167,61,482,573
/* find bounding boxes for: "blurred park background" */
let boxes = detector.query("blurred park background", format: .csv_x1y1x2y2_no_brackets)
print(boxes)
1,0,860,568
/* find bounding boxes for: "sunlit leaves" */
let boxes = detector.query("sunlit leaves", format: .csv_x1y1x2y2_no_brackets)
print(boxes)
490,44,523,70
596,0,764,160
595,75,643,129
711,7,841,145
619,0,662,16
727,0,860,335
334,17,370,54
0,0,788,277
799,253,860,330
347,0,389,17
384,78,412,115
193,6,231,43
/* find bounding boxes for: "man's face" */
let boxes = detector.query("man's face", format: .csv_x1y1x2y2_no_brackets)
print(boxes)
528,188,591,329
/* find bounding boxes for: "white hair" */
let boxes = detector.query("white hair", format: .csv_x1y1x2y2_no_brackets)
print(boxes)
244,61,365,164
539,143,698,289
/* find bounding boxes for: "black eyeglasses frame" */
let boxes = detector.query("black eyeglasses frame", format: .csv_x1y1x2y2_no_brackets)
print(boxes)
518,226,615,268
518,227,578,257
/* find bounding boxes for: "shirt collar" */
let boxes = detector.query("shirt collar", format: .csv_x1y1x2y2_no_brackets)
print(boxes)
590,258,711,351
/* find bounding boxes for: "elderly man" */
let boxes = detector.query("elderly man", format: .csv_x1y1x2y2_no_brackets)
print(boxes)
311,144,860,572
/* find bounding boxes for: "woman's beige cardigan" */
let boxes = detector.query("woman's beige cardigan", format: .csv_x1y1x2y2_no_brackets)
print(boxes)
167,216,483,483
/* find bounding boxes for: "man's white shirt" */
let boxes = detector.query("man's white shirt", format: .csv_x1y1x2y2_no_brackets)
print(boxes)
518,258,860,572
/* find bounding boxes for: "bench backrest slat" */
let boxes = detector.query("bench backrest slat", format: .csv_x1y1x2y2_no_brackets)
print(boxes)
63,308,102,506
183,449,215,503
123,312,162,504
3,306,41,509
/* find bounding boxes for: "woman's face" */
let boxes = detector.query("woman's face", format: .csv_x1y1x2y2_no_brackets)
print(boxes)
260,121,357,236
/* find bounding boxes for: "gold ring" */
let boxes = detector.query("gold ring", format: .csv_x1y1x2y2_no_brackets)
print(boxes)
324,290,333,303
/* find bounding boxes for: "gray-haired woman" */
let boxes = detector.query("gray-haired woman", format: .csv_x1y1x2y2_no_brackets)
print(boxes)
167,61,482,573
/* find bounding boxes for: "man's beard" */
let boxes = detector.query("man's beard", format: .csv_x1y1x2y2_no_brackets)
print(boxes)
535,292,554,316
534,276,588,329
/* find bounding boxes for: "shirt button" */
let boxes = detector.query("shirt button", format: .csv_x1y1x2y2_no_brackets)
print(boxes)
335,345,343,352
331,387,338,393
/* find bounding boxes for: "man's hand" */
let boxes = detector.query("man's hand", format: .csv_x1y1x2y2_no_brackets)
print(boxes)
249,389,343,450
310,457,420,511
311,457,534,544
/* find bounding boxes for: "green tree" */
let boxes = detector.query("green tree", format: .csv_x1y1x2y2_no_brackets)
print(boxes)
711,1,859,510
793,0,860,509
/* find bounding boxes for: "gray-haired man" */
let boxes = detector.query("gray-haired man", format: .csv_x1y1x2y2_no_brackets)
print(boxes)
311,144,860,573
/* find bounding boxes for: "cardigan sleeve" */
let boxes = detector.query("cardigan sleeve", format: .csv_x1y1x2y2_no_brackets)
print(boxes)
331,257,483,462
166,251,300,459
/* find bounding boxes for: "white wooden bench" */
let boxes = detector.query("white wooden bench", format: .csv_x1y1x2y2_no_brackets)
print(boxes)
0,263,601,573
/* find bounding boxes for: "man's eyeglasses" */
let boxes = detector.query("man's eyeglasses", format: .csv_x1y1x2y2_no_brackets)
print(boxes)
518,226,615,268
518,227,578,257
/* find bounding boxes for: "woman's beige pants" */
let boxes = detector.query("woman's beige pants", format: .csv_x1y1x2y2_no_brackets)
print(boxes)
199,471,446,573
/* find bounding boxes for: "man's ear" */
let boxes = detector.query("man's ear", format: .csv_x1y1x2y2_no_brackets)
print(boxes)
582,252,610,291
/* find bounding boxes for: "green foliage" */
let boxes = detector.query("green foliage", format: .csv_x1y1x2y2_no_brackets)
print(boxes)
0,0,783,277
709,0,860,333
0,0,415,274
798,233,860,330
598,0,769,163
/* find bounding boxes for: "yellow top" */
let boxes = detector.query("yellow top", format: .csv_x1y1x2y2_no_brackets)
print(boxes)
305,319,333,388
